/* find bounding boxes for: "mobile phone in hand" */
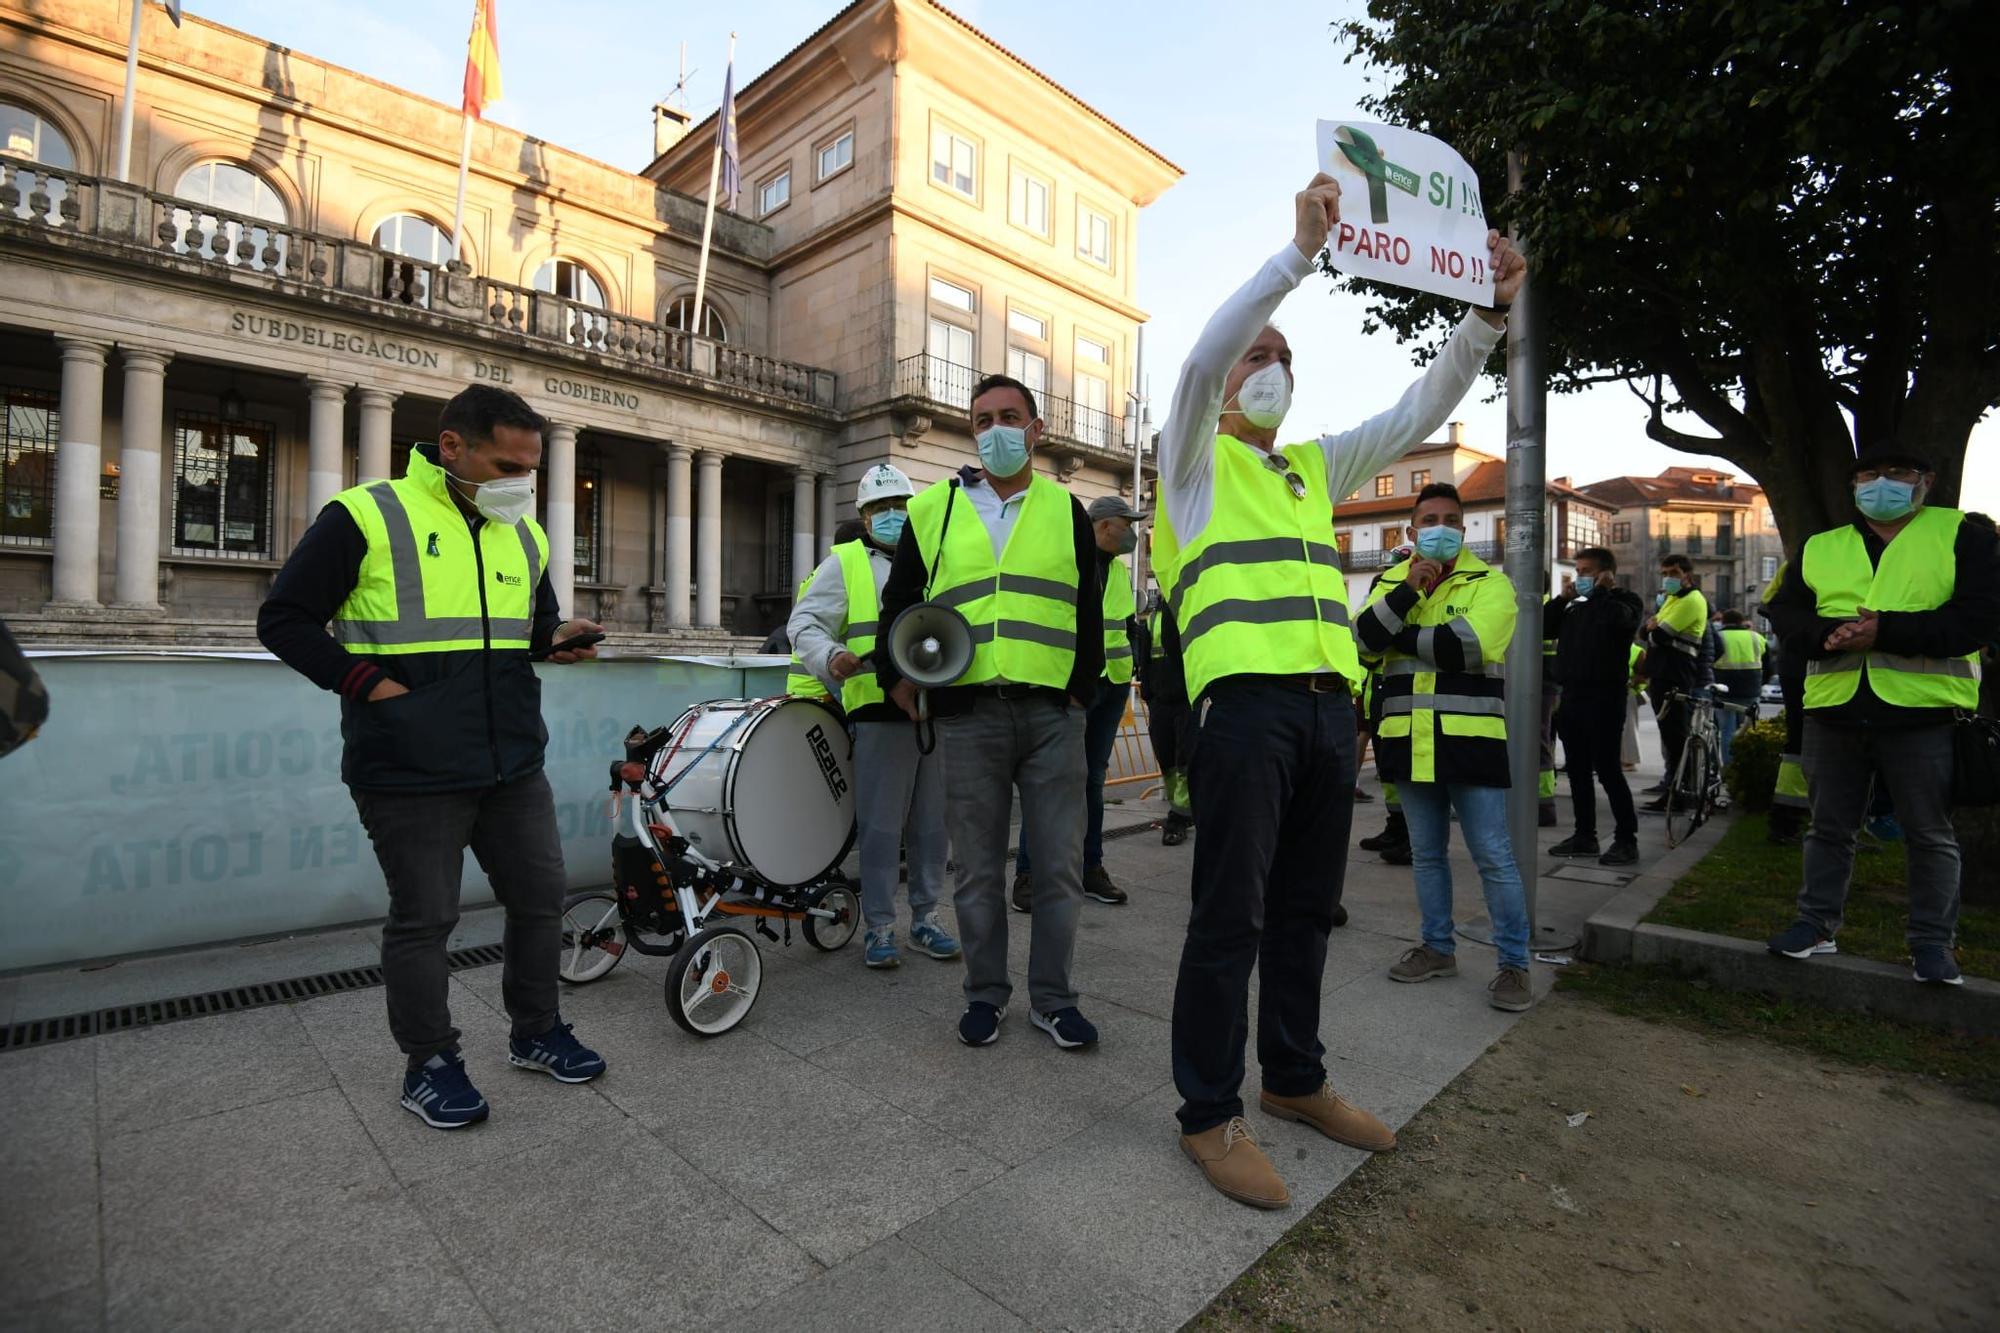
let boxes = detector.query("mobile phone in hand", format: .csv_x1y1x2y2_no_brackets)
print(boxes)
545,630,606,657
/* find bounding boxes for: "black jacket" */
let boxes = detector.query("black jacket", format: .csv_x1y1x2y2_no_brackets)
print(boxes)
257,444,564,792
1766,511,2000,727
1544,585,1644,692
876,467,1103,711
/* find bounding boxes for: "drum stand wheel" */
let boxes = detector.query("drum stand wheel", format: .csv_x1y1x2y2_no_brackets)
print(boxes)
803,879,860,952
557,891,627,985
665,924,764,1036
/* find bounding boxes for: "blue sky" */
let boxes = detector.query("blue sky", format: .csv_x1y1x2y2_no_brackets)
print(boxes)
178,0,1996,511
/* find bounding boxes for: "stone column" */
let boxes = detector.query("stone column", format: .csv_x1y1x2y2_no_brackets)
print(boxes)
305,378,348,517
355,387,395,484
113,347,172,608
695,449,723,627
816,472,836,562
664,444,692,626
50,336,109,606
791,467,816,585
545,422,577,617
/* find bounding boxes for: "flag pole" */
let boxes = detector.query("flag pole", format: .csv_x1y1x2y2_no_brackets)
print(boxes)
449,113,474,262
690,32,736,339
113,0,144,182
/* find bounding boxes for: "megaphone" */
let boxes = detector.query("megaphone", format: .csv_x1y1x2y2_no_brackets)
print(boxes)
887,602,975,751
887,602,975,688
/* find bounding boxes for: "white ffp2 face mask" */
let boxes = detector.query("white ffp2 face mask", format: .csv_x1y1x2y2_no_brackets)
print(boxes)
1230,361,1292,431
448,469,536,525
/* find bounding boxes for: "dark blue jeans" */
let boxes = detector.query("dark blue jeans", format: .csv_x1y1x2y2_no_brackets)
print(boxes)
1172,678,1356,1134
1016,680,1130,873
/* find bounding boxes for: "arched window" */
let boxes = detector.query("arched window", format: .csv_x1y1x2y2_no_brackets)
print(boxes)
661,296,728,343
2,100,77,226
373,214,454,307
172,162,288,272
533,258,608,346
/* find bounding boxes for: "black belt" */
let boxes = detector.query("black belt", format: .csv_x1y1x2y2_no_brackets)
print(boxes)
1222,672,1352,696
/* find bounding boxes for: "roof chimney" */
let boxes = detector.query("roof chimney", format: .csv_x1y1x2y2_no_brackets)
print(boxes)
1447,421,1464,446
653,103,692,158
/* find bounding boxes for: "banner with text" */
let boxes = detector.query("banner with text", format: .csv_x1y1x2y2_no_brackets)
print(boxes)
0,655,785,972
1316,120,1491,304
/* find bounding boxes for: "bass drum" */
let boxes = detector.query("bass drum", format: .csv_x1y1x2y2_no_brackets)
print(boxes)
649,697,855,886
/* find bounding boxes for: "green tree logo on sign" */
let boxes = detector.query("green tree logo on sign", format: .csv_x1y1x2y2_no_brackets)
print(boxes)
1335,125,1421,224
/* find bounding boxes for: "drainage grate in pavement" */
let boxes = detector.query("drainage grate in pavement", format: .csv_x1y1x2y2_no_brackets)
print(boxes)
0,941,508,1054
1545,864,1639,887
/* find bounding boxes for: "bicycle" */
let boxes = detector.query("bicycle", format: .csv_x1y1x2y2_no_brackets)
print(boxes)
1661,685,1756,848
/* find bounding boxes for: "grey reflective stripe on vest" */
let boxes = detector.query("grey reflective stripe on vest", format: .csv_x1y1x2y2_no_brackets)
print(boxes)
1105,644,1133,660
1811,651,1979,680
1414,618,1483,669
847,620,879,639
932,581,989,611
1382,692,1507,716
1180,595,1351,650
997,620,1076,651
1383,657,1503,678
334,481,539,646
998,572,1076,603
1174,537,1340,598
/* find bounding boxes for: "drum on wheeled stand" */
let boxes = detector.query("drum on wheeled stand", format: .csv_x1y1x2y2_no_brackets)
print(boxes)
557,696,861,1036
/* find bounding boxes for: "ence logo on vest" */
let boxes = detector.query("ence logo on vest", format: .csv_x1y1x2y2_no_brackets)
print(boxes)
494,570,522,587
806,723,848,801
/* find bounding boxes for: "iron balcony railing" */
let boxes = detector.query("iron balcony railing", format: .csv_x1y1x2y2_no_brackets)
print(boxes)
0,155,836,411
1340,539,1502,571
893,352,1146,460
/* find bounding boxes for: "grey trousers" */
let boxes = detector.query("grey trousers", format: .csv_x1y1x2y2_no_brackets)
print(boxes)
352,770,565,1065
1797,719,1961,948
851,718,947,931
936,694,1086,1012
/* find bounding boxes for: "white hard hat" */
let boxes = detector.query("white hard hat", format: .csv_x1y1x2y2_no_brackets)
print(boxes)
855,463,915,512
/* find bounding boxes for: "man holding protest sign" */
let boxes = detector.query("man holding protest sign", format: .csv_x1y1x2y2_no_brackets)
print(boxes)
1156,159,1523,1209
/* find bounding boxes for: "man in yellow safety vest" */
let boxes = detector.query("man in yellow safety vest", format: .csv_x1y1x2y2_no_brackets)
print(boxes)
1642,552,1709,808
1762,444,1999,985
789,463,959,971
258,385,607,1130
1154,173,1523,1209
877,374,1105,1051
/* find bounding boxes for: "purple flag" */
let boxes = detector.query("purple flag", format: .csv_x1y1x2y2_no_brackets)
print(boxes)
718,61,739,211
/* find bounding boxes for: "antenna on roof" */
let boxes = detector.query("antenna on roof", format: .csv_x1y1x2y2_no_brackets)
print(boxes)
663,42,699,112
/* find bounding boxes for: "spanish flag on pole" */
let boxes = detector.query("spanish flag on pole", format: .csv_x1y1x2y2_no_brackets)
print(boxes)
462,0,502,120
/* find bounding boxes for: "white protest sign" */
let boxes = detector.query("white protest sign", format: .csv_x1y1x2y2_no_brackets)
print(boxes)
1316,120,1492,304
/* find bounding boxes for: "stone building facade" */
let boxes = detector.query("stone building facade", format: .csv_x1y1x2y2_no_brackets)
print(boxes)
0,0,1178,649
1578,467,1786,618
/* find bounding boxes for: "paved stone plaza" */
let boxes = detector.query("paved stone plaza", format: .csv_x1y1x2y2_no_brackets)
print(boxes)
0,752,1666,1331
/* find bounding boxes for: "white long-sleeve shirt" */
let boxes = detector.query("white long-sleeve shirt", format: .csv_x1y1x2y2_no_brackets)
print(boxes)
1156,242,1506,546
788,542,893,694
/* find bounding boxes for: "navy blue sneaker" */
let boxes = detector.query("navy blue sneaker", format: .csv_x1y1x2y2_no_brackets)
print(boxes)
1766,921,1837,960
1031,1006,1099,1050
1911,946,1963,986
508,1020,606,1083
401,1049,490,1130
958,1001,1004,1047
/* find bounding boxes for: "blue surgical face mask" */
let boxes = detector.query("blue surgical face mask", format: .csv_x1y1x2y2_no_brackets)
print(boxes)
1662,577,1683,595
1573,575,1596,597
1413,525,1464,561
976,425,1031,478
1854,477,1917,522
868,509,907,548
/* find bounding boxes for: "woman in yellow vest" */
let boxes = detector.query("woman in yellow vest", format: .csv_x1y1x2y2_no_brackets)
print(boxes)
789,464,959,971
1153,174,1523,1209
1762,445,1999,985
876,375,1105,1051
1358,484,1534,1011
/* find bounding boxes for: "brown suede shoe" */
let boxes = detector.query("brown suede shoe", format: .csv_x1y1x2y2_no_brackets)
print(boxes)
1180,1117,1289,1209
1259,1084,1397,1153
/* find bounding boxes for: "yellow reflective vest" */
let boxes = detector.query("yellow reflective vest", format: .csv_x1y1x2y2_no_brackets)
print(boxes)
1654,587,1709,661
1800,506,1979,710
1103,555,1136,685
832,540,887,712
785,566,834,703
907,474,1079,690
1150,436,1357,702
1718,627,1764,670
1355,549,1517,786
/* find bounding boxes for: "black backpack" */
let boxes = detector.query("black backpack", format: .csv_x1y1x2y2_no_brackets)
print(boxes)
0,617,49,759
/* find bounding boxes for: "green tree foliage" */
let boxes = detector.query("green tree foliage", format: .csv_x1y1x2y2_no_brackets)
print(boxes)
1334,1,1999,548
